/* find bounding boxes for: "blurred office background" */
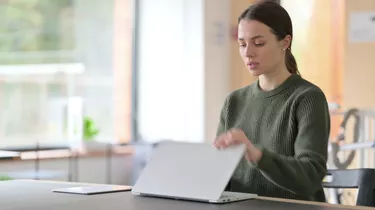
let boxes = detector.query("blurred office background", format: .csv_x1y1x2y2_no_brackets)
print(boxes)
0,0,374,206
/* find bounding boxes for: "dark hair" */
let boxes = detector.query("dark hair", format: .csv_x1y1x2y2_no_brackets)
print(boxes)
238,1,299,75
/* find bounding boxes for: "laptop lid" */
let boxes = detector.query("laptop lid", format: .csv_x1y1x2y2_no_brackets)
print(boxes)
131,141,246,201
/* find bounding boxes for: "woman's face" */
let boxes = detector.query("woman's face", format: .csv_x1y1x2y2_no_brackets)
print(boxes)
237,19,290,76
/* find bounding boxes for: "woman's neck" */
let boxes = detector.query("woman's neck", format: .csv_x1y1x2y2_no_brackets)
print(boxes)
258,68,291,91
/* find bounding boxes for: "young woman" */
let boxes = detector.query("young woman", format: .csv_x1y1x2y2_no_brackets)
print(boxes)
213,1,330,202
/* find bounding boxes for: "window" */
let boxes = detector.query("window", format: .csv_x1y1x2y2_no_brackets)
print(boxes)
0,0,134,148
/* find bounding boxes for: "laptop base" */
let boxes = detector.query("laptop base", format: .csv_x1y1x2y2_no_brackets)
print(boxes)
209,191,257,204
132,191,257,204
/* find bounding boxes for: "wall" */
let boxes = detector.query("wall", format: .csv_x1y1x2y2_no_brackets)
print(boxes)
343,0,375,109
204,0,231,141
229,0,257,91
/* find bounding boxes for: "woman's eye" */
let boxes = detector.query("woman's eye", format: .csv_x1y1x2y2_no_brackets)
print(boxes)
239,43,246,48
255,43,265,47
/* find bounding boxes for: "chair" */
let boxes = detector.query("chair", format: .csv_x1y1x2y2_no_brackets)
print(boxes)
322,169,375,207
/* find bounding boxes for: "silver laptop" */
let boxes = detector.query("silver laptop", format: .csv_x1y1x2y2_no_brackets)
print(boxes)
131,141,257,203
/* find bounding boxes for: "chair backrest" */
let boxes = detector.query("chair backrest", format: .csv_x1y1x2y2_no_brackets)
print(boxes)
322,169,375,207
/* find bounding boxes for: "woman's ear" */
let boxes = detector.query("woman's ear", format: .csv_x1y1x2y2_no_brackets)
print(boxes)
283,35,292,50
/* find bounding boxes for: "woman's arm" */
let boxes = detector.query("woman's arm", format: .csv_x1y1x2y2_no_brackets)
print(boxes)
253,90,330,196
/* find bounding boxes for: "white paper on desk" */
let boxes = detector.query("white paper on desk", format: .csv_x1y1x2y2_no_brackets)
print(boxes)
348,12,375,43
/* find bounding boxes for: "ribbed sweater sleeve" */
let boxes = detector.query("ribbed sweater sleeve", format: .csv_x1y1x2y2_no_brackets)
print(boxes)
254,90,330,196
216,96,229,137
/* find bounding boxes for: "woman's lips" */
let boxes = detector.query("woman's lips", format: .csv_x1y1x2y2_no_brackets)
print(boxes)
247,61,259,70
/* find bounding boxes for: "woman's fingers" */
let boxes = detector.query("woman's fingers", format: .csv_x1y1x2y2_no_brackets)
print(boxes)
226,130,243,145
213,133,238,149
213,134,227,149
213,134,224,148
213,128,248,149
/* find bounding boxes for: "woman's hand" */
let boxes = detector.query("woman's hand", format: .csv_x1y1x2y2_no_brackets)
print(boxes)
213,128,263,163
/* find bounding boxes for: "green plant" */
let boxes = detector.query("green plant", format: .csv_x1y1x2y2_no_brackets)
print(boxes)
83,116,99,142
0,175,12,181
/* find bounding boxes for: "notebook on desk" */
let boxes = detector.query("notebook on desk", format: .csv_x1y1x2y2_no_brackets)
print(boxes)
53,185,132,195
131,141,257,203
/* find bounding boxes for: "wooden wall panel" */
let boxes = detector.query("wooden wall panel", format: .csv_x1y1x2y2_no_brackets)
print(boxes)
113,0,133,143
229,0,257,91
343,0,375,109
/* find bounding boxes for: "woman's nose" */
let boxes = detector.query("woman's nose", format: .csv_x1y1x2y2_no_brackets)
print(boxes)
245,47,255,58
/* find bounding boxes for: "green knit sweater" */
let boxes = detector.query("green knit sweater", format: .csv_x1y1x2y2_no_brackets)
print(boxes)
217,74,330,202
